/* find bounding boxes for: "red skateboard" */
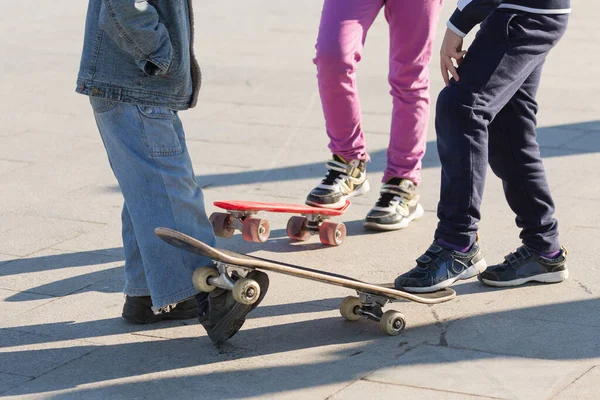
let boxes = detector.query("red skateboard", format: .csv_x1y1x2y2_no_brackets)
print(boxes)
209,200,351,246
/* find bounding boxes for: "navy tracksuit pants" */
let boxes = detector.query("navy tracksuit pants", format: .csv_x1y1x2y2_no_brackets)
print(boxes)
434,10,569,253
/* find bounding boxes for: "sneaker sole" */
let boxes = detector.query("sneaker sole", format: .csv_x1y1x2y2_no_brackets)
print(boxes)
363,203,425,231
208,271,269,345
122,307,198,325
480,269,569,287
122,314,164,325
401,258,488,293
306,180,371,209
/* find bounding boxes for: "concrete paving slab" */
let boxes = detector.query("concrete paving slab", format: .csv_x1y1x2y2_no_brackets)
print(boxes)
0,373,33,396
331,379,490,400
0,159,32,177
1,0,599,398
0,248,122,297
0,254,13,266
1,289,155,347
0,288,55,322
24,185,123,226
564,132,600,152
367,344,591,400
0,215,105,257
0,335,411,400
51,224,123,256
0,329,97,378
553,366,600,400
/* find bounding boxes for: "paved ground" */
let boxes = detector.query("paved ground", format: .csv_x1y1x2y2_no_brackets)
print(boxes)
1,1,599,399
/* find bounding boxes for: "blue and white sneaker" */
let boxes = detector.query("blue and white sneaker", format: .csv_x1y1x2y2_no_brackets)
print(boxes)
479,245,568,287
395,241,487,293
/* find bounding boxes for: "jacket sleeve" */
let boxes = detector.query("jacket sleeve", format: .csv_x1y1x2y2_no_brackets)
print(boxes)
99,0,173,76
447,0,503,37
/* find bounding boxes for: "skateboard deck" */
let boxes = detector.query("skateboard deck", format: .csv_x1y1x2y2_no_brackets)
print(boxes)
210,200,351,246
155,227,456,335
214,200,350,216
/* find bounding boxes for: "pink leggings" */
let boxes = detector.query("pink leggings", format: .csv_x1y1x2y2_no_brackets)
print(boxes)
314,0,443,184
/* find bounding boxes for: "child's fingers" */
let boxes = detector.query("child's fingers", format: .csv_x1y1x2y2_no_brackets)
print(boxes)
440,58,450,86
455,50,467,66
442,57,459,84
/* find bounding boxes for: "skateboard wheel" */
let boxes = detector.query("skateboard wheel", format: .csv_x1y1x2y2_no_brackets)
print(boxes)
319,221,346,246
339,296,362,321
210,212,235,238
192,266,219,293
242,218,270,243
286,216,310,241
380,310,406,336
232,277,261,305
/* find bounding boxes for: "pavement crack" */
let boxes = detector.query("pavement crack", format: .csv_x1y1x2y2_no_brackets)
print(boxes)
550,365,598,399
431,308,448,347
361,379,507,399
575,279,593,295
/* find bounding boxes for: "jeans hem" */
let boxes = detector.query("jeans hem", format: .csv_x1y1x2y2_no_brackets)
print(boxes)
124,287,151,297
151,287,199,311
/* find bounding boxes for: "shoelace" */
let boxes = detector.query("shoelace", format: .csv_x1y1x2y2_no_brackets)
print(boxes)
321,168,345,186
320,159,360,187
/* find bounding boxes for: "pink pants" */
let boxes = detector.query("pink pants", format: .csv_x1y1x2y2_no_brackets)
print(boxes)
314,0,443,185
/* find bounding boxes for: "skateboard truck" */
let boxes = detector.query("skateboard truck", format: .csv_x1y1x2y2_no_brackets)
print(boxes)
339,293,407,336
193,263,262,305
210,211,271,243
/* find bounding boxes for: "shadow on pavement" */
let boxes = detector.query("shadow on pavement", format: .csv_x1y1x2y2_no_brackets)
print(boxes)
2,297,599,397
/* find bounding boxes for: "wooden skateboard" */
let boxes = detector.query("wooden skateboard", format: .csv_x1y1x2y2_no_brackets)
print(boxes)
209,199,351,246
155,227,456,336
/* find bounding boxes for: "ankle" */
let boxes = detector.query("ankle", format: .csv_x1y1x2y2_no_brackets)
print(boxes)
437,238,472,254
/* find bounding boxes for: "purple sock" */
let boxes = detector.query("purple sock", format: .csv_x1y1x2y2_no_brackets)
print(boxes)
540,250,561,259
438,238,472,253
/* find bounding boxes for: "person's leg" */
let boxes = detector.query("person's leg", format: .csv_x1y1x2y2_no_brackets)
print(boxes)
119,203,199,323
487,63,559,254
120,203,149,296
480,63,568,287
91,98,270,342
396,11,568,292
434,12,568,250
363,0,443,231
314,0,384,161
307,0,384,208
382,0,443,185
91,98,215,310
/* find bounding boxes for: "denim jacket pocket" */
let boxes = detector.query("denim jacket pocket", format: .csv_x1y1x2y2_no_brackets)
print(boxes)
90,97,119,114
136,105,183,157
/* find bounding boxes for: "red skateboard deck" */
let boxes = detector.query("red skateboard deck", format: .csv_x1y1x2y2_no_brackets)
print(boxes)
214,200,350,215
209,200,351,246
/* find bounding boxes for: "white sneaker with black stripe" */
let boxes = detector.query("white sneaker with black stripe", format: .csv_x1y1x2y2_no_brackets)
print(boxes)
364,178,424,231
306,154,370,209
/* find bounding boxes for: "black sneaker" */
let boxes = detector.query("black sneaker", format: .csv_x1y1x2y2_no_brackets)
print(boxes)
479,245,568,287
122,296,199,324
306,154,370,209
198,270,269,345
395,241,487,293
364,178,424,231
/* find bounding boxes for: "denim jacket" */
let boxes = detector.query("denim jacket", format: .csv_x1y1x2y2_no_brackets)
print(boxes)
76,0,201,110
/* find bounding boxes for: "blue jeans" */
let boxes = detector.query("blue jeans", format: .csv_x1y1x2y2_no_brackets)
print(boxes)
90,97,216,309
